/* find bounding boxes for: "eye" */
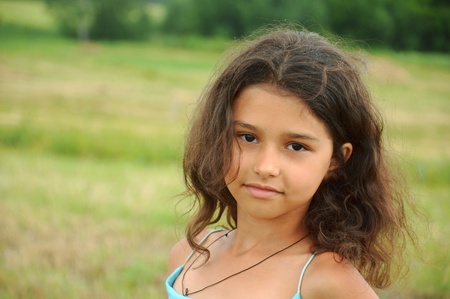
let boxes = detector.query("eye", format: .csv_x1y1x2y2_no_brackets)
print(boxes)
238,134,257,143
287,143,305,151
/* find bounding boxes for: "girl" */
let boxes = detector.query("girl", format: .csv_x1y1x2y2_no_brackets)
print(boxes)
166,29,414,298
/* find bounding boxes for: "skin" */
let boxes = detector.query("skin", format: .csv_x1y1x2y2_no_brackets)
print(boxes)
168,83,377,299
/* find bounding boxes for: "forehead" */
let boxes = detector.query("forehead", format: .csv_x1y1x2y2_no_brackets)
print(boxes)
232,83,332,140
233,83,312,118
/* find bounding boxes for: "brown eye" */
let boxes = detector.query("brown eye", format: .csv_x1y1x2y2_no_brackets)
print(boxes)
239,134,257,143
287,143,305,151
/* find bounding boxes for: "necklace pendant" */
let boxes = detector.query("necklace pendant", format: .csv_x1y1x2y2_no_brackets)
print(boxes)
184,288,189,296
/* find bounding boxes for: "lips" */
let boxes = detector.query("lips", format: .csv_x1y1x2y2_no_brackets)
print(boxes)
244,183,282,199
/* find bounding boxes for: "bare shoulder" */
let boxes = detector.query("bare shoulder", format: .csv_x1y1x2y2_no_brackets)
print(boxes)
302,252,379,299
167,236,191,275
167,229,225,275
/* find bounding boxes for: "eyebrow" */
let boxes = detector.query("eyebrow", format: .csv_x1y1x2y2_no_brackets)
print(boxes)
234,121,257,131
234,121,320,142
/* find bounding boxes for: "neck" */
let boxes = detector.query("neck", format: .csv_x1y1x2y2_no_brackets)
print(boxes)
230,212,310,256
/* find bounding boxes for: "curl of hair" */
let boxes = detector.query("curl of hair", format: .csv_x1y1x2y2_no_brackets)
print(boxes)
182,27,416,288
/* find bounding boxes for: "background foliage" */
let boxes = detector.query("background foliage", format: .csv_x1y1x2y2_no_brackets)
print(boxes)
162,0,450,51
41,0,449,51
44,0,152,40
0,0,449,298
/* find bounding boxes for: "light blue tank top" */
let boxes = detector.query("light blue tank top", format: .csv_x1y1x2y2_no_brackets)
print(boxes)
166,230,317,299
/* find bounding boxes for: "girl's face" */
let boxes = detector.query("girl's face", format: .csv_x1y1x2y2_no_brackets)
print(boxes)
225,83,337,223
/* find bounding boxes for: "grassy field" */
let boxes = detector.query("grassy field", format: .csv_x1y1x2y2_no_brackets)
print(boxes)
0,1,449,298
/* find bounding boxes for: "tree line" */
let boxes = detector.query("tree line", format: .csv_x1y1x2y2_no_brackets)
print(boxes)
45,0,449,52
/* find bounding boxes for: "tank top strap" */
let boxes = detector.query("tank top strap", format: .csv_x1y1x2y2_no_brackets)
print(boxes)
183,229,227,265
297,251,318,295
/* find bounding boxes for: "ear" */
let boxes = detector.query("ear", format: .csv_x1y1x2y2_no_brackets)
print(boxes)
328,142,353,171
341,142,353,162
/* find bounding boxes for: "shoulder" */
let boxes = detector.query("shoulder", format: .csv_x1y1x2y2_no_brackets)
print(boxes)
167,229,226,275
302,252,379,299
167,236,191,275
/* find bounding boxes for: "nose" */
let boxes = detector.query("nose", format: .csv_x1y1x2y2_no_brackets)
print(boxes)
253,145,281,178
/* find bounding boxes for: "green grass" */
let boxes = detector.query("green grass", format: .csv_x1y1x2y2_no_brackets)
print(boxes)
0,13,219,163
0,150,187,299
0,1,449,298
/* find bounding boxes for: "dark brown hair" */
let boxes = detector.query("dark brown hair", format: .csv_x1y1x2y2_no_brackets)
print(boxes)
182,28,415,288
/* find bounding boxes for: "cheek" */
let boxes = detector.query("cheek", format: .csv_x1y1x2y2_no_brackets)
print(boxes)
290,160,330,190
312,159,333,180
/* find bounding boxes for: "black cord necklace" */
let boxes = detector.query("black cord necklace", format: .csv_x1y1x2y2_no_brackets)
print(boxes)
181,231,310,296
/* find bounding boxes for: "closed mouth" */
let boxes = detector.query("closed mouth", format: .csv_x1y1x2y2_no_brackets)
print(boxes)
244,183,282,199
245,183,281,193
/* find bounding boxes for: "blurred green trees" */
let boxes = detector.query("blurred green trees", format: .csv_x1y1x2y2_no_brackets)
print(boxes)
163,0,328,38
44,0,449,51
44,0,152,40
163,0,449,51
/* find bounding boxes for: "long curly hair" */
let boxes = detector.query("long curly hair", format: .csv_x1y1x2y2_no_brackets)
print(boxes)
182,28,415,288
